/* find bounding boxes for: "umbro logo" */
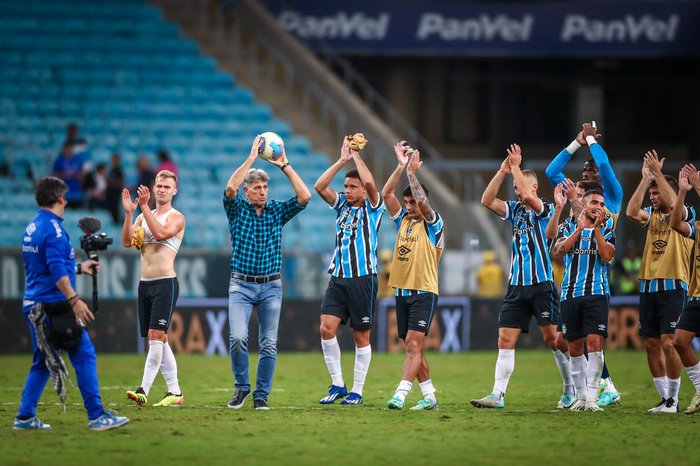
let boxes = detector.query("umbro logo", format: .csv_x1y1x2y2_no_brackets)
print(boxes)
598,324,607,331
652,240,668,250
362,317,370,323
158,319,167,326
398,246,411,256
541,311,550,318
562,324,567,334
418,320,427,327
670,321,677,328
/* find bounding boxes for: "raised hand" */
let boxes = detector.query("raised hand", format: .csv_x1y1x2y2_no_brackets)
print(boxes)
121,188,137,214
554,184,567,209
407,149,422,174
506,144,522,168
393,141,411,167
498,156,511,175
581,122,602,140
592,207,606,228
340,137,352,162
679,170,692,192
643,150,665,176
682,164,700,189
249,134,262,159
562,178,577,200
136,184,151,207
641,158,653,182
268,147,288,168
576,209,587,229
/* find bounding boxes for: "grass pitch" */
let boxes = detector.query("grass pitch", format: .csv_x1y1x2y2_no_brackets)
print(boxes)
1,350,699,466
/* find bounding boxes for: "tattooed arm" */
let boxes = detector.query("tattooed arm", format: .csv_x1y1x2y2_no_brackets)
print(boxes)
406,150,435,222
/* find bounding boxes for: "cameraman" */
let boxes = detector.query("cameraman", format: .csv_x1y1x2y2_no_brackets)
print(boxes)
13,176,129,431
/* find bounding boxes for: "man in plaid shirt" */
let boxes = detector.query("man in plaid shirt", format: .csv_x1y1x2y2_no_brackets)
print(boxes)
223,135,311,410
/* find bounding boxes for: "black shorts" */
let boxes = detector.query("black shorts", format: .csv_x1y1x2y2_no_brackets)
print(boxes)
498,281,559,333
676,297,700,334
396,292,438,339
320,274,377,330
138,277,179,338
639,290,685,337
561,295,609,341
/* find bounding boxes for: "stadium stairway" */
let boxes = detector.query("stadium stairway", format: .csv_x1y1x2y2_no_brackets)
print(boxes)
0,0,407,252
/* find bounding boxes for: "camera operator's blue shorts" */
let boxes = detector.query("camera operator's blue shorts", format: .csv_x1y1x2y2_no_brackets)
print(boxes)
137,277,179,337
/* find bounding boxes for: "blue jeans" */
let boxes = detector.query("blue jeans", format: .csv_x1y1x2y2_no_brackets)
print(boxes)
228,278,282,402
18,306,104,420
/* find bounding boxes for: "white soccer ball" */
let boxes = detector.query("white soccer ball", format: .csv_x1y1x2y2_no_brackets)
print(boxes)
257,132,285,161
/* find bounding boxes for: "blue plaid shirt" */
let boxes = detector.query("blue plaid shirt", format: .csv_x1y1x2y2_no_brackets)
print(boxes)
223,193,305,275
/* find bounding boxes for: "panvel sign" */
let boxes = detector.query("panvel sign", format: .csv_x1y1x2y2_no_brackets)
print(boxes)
262,0,700,57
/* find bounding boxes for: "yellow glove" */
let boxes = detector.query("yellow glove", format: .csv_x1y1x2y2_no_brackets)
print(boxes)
347,133,368,151
131,226,145,250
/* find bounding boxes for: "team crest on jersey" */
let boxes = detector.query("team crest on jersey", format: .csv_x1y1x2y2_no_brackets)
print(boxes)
26,223,36,235
406,226,413,236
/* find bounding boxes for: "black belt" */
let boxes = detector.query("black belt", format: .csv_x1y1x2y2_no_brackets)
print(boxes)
231,272,281,283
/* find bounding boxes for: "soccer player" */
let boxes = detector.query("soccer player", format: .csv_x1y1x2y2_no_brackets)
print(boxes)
553,189,615,411
314,136,384,405
545,123,623,406
472,144,572,410
122,170,186,407
14,176,128,430
669,165,700,414
382,142,444,411
626,151,695,413
224,135,310,410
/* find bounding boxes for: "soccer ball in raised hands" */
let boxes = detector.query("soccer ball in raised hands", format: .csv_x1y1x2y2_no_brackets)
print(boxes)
257,132,285,161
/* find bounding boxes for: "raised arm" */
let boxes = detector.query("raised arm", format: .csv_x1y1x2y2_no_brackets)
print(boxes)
546,183,567,240
269,147,311,206
670,170,692,237
314,138,352,206
583,123,622,214
405,150,435,222
381,141,409,217
554,214,584,257
626,159,653,226
645,150,676,209
226,135,261,199
545,129,585,185
683,164,700,197
481,156,510,218
121,188,141,247
509,144,543,213
351,139,379,206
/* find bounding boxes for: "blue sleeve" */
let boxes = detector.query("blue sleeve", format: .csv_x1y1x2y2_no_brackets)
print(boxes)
332,193,346,213
367,196,384,212
426,212,445,249
689,221,697,241
642,207,652,229
503,200,518,222
684,204,696,223
44,229,70,285
589,143,623,214
223,193,241,219
544,149,572,186
280,197,306,225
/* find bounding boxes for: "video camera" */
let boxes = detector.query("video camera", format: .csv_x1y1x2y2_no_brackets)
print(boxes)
77,217,113,314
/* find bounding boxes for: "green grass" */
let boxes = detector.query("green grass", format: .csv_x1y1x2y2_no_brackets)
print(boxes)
1,350,699,465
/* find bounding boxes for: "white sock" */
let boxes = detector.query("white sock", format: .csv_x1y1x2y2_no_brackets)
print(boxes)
394,380,413,402
570,355,587,401
667,377,681,402
492,348,515,398
653,376,668,399
321,337,344,387
419,379,437,402
160,342,181,395
553,349,574,395
351,345,372,396
141,340,164,396
585,351,603,403
686,362,700,392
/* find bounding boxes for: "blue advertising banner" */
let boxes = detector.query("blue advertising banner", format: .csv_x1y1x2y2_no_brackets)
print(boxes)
261,0,700,57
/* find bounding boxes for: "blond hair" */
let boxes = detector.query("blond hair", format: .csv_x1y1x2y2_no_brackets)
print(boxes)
156,169,178,184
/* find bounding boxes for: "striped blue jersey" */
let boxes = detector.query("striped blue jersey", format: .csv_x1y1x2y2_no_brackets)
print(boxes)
503,200,554,286
328,193,384,278
557,215,616,300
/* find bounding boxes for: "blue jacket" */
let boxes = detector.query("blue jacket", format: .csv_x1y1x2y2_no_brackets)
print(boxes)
22,209,76,304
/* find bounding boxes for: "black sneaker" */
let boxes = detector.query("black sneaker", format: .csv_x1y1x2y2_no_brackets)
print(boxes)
254,399,270,411
227,390,250,409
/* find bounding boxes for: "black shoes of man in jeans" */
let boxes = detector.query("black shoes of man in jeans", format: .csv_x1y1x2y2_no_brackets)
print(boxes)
227,389,270,410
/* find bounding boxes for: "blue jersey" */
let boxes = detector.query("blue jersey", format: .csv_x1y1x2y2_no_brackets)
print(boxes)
558,216,615,300
503,200,554,286
22,209,76,304
545,143,623,214
328,193,384,278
